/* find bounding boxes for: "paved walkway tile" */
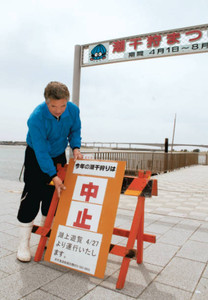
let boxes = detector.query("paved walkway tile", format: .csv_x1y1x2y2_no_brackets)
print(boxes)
0,247,12,259
22,290,63,300
104,254,123,276
41,271,97,300
190,223,208,243
0,221,17,232
0,269,8,280
39,259,73,274
0,253,36,275
0,231,16,243
144,213,163,225
145,219,174,235
100,262,162,298
143,242,179,267
0,264,62,300
0,233,39,253
155,257,205,292
173,219,201,233
176,240,208,263
157,228,192,246
202,264,208,278
81,286,135,300
188,211,208,221
139,281,192,300
192,278,208,300
151,214,181,224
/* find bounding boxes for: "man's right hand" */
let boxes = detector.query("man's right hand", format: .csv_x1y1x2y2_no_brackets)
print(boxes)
52,176,66,197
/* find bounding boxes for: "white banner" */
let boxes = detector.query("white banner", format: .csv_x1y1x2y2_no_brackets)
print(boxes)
81,24,208,66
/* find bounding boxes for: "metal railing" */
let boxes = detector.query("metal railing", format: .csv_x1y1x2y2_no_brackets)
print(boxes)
81,141,208,151
88,151,199,175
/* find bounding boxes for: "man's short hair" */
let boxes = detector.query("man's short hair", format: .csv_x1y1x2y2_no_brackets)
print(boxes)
44,81,70,102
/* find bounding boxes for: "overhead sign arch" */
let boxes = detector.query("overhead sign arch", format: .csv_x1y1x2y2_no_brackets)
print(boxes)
72,23,208,107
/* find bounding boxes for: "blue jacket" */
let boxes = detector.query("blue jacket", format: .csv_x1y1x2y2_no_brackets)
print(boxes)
26,101,81,177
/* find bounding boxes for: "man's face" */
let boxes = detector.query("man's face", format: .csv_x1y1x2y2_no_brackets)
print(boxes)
47,98,67,118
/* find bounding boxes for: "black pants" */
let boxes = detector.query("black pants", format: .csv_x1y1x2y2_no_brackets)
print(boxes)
17,146,66,223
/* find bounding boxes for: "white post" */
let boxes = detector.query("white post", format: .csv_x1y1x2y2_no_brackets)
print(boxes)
70,45,82,159
72,45,81,107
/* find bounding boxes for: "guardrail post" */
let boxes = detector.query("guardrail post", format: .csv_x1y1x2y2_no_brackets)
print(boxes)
164,138,169,172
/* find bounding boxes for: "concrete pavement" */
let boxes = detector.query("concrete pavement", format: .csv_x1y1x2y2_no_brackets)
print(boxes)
0,165,208,299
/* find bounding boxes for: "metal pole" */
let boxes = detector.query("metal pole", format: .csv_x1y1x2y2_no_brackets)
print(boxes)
165,138,169,153
70,45,81,159
164,138,168,173
171,114,177,152
72,45,81,107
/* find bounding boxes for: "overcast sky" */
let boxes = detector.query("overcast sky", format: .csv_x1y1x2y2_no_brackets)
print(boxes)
1,0,208,149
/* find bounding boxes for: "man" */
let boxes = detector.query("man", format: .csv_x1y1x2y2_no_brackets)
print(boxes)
17,81,83,262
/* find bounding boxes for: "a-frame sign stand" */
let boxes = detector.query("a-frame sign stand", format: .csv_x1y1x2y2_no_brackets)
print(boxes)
32,165,157,289
110,170,157,289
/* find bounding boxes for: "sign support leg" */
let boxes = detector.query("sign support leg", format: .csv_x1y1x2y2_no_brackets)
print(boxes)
116,196,145,289
137,197,145,264
34,165,66,262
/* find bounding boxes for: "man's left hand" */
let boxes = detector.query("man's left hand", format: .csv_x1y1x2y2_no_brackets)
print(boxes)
73,148,83,161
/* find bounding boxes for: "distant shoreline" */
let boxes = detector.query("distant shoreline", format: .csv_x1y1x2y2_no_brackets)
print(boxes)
0,141,26,146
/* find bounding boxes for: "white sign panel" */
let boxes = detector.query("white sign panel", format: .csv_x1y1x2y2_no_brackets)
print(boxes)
50,225,102,275
73,176,108,205
66,201,102,232
82,24,208,66
73,160,118,178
